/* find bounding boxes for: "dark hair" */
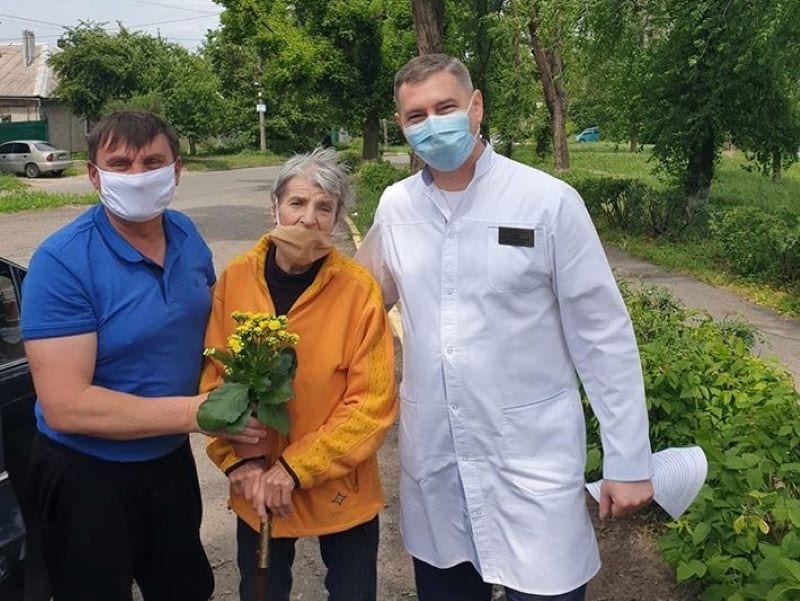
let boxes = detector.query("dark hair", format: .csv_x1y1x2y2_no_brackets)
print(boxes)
86,110,180,163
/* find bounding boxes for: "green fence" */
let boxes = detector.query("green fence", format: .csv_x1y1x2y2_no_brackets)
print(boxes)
0,120,48,144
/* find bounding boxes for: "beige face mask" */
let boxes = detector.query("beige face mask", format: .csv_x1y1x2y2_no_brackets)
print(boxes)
270,224,334,270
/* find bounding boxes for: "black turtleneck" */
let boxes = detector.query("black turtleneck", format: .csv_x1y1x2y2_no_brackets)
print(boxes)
264,244,324,315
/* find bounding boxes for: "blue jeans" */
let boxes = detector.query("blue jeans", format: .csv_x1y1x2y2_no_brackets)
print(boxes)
413,558,587,601
236,516,379,601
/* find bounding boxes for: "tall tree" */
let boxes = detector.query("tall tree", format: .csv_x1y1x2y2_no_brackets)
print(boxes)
411,0,445,54
526,0,571,172
50,23,142,122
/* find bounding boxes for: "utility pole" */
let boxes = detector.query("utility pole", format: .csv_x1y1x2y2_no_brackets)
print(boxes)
256,57,267,152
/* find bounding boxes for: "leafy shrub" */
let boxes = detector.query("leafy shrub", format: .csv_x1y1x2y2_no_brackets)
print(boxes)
338,149,364,172
710,207,800,286
351,161,408,233
584,284,800,600
569,177,707,238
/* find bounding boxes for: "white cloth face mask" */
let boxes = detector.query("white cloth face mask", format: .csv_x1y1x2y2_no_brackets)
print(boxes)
97,163,177,223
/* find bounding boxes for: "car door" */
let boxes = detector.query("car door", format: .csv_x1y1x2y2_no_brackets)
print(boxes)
0,259,49,601
11,143,32,174
0,143,16,174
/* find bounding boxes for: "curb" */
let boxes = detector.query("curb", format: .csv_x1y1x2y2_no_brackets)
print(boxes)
344,214,404,341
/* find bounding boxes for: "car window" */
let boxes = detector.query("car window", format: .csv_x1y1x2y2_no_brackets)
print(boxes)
0,142,14,154
33,143,56,151
13,143,31,154
0,262,24,364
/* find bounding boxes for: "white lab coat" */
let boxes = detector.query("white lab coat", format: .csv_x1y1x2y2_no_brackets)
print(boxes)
356,145,652,595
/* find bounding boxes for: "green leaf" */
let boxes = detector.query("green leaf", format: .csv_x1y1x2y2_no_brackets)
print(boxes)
691,521,712,545
779,559,800,584
259,378,295,406
197,382,250,431
257,403,290,435
226,404,254,434
253,374,272,395
766,584,800,601
677,559,706,582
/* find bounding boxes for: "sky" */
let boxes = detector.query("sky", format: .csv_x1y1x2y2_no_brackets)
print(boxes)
0,0,223,52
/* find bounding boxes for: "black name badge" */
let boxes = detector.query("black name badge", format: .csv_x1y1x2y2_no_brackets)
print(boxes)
498,227,535,247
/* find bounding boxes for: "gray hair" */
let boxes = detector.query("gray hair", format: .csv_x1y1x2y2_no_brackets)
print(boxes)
394,54,473,104
271,147,351,219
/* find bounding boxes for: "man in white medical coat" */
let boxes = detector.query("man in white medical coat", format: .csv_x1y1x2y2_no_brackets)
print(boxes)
356,54,654,601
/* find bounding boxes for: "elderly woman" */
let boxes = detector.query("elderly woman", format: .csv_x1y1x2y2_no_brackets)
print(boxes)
202,147,397,601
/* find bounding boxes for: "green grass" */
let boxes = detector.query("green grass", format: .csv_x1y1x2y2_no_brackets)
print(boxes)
516,141,800,212
604,230,800,318
182,150,287,171
0,189,97,213
513,142,800,319
0,174,26,193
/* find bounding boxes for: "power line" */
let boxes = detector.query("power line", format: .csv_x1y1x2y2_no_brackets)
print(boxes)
0,12,67,30
121,0,220,16
128,14,219,28
0,11,219,34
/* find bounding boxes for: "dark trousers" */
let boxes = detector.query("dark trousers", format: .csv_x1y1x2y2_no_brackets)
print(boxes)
28,434,214,601
413,558,587,601
237,515,379,601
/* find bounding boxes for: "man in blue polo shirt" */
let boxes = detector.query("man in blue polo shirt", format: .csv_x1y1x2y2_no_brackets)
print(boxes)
21,110,266,600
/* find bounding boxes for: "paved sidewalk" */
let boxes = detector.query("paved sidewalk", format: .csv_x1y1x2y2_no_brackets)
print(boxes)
606,246,800,385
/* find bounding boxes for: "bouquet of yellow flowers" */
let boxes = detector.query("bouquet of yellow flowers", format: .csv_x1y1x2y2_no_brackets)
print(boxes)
198,311,299,435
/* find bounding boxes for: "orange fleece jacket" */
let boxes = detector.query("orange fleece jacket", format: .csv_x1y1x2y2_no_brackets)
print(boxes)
203,235,397,537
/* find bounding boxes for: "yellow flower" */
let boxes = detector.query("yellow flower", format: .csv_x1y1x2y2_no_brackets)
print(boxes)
203,347,216,357
227,334,243,354
268,319,282,331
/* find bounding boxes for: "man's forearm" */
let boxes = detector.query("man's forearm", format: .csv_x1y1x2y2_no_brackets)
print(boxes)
39,386,202,440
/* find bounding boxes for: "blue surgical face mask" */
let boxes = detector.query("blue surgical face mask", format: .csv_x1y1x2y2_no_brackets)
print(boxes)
403,93,479,172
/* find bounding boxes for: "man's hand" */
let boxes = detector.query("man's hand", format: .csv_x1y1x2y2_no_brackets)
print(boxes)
599,479,654,520
228,458,267,500
190,395,269,443
254,462,296,520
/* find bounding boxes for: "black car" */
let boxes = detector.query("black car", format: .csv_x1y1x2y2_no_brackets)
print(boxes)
0,258,49,600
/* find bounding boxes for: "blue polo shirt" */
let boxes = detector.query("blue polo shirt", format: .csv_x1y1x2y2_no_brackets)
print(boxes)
21,204,215,462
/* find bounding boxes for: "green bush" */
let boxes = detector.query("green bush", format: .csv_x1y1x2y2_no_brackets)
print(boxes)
338,149,364,172
569,176,707,238
351,161,408,233
710,207,800,286
584,284,800,600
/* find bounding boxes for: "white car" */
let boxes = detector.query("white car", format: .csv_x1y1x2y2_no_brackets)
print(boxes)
0,140,72,178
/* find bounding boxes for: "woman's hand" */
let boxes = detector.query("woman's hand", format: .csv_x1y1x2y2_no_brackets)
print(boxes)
254,462,296,520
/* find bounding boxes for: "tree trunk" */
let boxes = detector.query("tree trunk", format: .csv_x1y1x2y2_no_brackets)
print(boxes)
771,147,782,182
189,138,197,156
685,135,715,205
472,0,493,140
409,0,445,174
629,134,638,153
411,0,445,54
527,2,570,173
362,112,380,161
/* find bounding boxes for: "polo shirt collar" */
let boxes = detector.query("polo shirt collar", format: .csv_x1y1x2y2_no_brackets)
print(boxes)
93,204,187,264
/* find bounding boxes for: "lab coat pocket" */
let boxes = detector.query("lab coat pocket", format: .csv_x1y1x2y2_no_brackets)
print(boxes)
486,225,548,293
500,390,586,495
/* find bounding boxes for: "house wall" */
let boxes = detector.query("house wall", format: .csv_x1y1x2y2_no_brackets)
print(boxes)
0,99,87,153
41,102,87,153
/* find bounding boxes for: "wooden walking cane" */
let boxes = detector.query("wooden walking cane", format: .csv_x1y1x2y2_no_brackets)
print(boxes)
254,449,273,600
254,518,271,600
